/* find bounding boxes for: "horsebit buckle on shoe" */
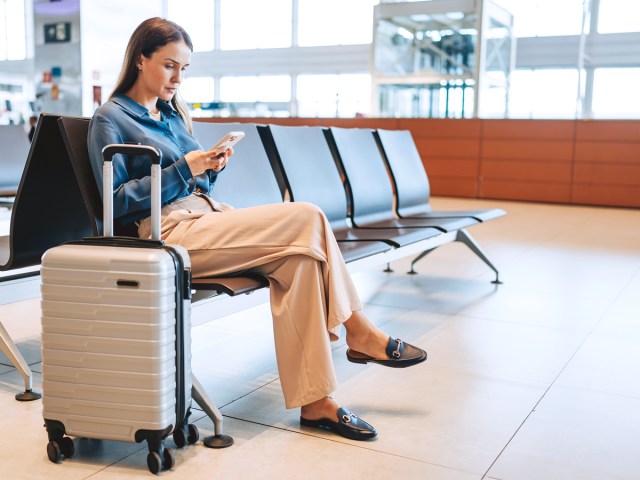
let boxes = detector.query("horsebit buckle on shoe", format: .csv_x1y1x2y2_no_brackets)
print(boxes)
392,339,403,358
342,412,356,423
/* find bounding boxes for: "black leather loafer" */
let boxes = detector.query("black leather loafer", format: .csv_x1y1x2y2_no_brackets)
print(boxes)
346,337,427,368
300,407,377,441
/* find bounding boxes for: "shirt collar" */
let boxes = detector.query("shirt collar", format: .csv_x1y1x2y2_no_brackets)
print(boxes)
157,99,178,118
112,93,179,119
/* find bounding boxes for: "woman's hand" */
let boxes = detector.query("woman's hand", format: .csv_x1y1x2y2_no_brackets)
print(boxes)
185,147,234,176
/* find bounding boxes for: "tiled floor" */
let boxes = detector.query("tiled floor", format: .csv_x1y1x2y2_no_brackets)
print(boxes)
1,197,639,479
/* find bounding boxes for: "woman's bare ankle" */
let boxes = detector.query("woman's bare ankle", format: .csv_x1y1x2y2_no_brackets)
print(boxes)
300,396,340,421
344,312,389,359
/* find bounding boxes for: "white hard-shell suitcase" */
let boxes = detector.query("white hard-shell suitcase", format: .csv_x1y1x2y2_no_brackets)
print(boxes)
41,144,198,474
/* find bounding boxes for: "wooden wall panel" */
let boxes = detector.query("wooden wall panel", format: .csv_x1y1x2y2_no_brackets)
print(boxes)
572,185,640,208
574,164,640,185
575,139,640,164
572,120,640,206
481,180,572,203
576,120,640,142
482,140,574,162
482,160,572,183
479,120,576,203
483,119,575,140
429,178,478,197
574,142,640,163
425,158,479,179
415,138,480,158
398,118,482,138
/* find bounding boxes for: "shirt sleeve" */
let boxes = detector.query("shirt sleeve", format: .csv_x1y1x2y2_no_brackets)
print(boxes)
88,112,194,222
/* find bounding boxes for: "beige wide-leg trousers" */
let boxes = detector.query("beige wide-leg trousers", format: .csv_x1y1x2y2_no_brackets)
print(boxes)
138,194,362,408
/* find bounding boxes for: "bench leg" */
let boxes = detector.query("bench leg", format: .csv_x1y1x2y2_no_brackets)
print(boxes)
191,374,234,448
456,229,502,284
0,321,41,401
408,247,438,274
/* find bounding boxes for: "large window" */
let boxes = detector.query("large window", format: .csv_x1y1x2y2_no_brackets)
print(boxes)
181,77,215,103
297,74,371,117
592,68,640,118
167,0,214,52
508,68,580,118
598,0,640,33
0,0,26,61
220,0,292,50
298,0,377,46
493,0,585,37
220,75,291,102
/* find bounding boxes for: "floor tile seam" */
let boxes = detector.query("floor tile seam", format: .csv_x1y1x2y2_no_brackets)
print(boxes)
549,381,640,403
437,311,597,337
520,239,640,260
206,413,482,475
68,444,148,479
463,279,626,302
218,376,282,410
584,328,640,345
400,312,465,344
574,264,640,337
480,323,598,479
424,363,557,389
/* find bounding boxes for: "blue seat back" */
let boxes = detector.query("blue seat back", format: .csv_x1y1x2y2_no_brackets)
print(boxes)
325,127,395,226
192,122,283,208
260,124,349,230
375,129,432,217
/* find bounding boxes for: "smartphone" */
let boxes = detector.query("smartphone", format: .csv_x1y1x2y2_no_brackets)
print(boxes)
210,131,245,152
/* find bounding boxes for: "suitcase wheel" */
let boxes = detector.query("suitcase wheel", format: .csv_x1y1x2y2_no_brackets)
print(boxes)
173,423,199,448
162,448,175,471
147,452,162,474
47,441,62,463
61,437,75,458
147,447,175,474
46,437,74,464
187,424,199,445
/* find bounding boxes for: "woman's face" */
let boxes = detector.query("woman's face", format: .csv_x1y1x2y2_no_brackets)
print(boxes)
137,40,192,101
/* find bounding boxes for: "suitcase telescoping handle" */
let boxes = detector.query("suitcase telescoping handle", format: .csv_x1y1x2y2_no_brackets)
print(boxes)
102,144,162,240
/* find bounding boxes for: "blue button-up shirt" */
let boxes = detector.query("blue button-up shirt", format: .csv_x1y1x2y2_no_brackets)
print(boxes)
88,93,219,225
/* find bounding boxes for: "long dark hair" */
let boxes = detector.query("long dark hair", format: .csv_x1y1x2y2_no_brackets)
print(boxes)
112,17,194,131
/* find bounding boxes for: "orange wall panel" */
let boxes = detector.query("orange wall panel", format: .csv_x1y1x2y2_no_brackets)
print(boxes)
480,180,572,203
574,142,640,163
398,118,482,139
416,138,481,158
430,177,478,197
572,184,640,208
424,158,479,179
576,121,640,142
482,160,572,183
483,119,576,140
573,164,640,186
482,140,574,162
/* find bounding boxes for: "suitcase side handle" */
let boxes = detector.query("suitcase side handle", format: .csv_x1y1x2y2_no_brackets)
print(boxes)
101,144,162,240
